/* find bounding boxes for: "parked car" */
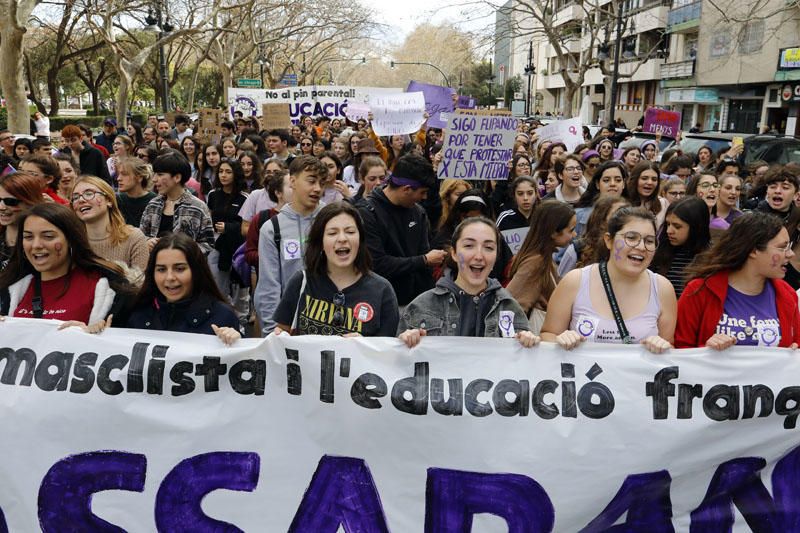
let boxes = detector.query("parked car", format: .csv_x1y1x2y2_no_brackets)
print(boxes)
678,133,800,166
617,131,676,153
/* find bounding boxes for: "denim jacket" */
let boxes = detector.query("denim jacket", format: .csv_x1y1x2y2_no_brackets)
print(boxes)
398,277,530,337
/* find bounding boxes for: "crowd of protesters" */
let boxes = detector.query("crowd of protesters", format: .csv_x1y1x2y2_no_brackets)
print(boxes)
0,105,798,352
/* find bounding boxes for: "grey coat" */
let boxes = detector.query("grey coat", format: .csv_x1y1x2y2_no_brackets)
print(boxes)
398,278,530,337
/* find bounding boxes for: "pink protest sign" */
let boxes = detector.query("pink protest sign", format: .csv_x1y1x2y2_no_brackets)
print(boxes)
642,108,681,138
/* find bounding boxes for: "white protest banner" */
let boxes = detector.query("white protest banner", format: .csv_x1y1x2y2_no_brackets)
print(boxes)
501,227,529,254
536,117,583,152
369,92,426,137
438,109,517,180
228,86,401,124
4,318,800,531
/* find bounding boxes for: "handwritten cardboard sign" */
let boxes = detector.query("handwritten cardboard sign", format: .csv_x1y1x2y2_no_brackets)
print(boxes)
261,104,292,130
438,109,518,180
369,92,426,137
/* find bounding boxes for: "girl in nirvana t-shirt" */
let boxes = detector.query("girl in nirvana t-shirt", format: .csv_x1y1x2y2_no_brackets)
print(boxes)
0,203,134,329
676,212,800,349
273,202,399,337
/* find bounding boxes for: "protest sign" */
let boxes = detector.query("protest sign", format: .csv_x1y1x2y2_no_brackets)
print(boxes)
228,85,401,123
260,103,292,130
457,95,476,109
5,318,800,531
344,102,371,122
438,109,517,180
369,92,426,137
196,108,224,144
643,107,682,137
407,80,456,129
536,117,583,152
501,227,529,254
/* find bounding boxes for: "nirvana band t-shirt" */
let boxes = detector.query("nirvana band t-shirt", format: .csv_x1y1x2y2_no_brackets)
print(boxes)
274,271,399,337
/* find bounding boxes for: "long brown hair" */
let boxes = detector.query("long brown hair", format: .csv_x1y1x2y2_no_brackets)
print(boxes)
511,200,574,280
577,197,630,268
625,161,663,215
686,212,784,280
0,203,129,295
304,202,372,278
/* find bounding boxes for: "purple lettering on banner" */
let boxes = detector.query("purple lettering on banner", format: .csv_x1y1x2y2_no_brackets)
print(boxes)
580,471,674,532
690,457,781,532
155,451,260,533
37,451,147,532
288,455,389,532
407,80,456,129
424,468,555,532
457,95,476,109
772,443,800,530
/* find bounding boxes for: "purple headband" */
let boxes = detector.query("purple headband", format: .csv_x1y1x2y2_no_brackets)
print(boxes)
388,174,424,188
581,150,600,162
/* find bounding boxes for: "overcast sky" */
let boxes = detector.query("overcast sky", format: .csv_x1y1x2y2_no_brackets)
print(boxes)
372,1,493,45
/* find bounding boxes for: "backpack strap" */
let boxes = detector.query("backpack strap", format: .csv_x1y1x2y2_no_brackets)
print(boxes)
271,214,283,287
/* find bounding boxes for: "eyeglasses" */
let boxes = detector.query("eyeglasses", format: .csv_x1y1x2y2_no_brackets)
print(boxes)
0,136,13,143
332,292,345,328
586,162,599,169
770,242,794,254
301,142,312,147
619,231,657,252
71,190,106,203
564,166,583,173
0,197,21,207
666,190,686,197
698,182,721,190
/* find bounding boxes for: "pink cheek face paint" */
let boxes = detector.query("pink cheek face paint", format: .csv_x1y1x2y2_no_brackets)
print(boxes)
53,242,63,257
772,254,782,268
613,239,626,261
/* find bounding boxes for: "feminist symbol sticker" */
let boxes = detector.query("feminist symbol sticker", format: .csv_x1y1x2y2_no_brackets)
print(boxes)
577,316,599,340
758,325,779,347
498,311,516,338
283,240,300,260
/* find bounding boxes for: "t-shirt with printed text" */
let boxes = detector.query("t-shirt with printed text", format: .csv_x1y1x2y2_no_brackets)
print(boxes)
13,268,101,323
716,283,781,347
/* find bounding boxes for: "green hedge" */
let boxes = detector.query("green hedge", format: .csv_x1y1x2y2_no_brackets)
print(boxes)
1,112,148,133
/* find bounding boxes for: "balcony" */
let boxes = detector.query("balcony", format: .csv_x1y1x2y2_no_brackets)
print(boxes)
667,1,701,33
542,73,566,90
661,59,695,79
544,36,581,58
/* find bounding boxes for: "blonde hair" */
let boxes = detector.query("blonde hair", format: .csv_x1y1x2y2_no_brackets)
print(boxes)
116,156,153,190
438,179,471,228
72,175,132,246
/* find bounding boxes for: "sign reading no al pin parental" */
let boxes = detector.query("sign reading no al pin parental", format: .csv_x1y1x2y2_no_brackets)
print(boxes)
438,109,517,180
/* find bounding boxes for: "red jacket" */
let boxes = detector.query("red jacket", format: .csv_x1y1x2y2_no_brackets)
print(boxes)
675,270,800,348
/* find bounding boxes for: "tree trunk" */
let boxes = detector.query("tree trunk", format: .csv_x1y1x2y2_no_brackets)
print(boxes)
46,67,60,116
221,63,232,108
0,26,29,132
115,67,132,126
562,84,577,118
187,61,202,111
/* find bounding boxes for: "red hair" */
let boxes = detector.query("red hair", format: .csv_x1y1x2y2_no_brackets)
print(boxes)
0,172,47,206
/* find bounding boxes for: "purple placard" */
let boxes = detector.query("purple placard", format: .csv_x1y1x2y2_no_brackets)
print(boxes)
457,95,476,109
407,80,456,129
642,108,681,138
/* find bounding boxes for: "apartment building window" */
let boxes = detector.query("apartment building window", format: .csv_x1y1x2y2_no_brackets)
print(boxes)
709,33,731,58
684,34,698,61
738,20,764,55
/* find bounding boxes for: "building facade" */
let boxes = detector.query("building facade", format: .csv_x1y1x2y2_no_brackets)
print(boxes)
497,0,800,133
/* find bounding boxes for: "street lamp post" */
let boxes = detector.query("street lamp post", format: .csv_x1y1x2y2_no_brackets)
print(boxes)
389,60,450,87
524,41,536,116
145,1,173,113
